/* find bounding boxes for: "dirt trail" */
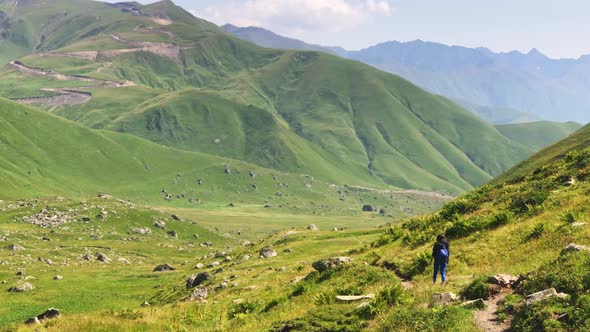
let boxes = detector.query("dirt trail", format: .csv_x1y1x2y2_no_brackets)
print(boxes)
474,293,510,332
9,61,135,106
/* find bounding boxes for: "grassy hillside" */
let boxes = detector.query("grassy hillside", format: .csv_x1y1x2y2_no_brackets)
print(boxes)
0,0,536,195
496,121,582,151
18,106,587,332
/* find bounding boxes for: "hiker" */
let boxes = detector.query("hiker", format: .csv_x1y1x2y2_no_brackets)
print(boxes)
432,234,450,285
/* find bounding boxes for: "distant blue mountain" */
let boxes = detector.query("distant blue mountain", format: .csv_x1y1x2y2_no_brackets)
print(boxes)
224,25,590,124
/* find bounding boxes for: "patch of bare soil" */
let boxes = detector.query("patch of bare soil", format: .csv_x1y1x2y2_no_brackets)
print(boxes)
474,293,511,332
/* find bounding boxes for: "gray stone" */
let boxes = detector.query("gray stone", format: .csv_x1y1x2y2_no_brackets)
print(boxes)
362,205,377,212
24,317,40,325
188,286,208,301
561,243,590,254
488,274,519,288
6,244,24,251
96,253,110,263
167,230,178,239
153,264,175,272
312,257,352,273
154,220,166,229
9,282,35,292
53,275,63,280
432,292,459,306
259,248,277,259
526,288,563,305
37,308,61,321
195,263,204,269
571,222,586,227
461,298,486,309
306,224,319,231
131,227,152,235
207,261,220,267
187,272,212,289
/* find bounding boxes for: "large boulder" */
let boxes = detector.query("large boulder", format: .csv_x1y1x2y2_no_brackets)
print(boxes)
259,248,277,259
37,308,61,321
187,272,212,289
362,205,377,212
312,257,352,273
153,264,176,272
526,288,568,305
432,292,459,306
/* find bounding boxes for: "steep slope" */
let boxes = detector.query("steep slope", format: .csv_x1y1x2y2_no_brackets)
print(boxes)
455,99,542,125
222,24,346,55
495,121,581,151
0,0,535,195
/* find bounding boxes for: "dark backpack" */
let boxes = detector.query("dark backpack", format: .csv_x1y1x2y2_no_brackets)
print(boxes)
435,243,449,261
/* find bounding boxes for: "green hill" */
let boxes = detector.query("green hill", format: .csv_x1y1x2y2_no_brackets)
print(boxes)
495,121,582,151
0,0,536,195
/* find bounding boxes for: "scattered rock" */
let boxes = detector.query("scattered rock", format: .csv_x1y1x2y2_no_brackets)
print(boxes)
24,317,40,325
154,220,166,229
526,288,568,305
82,254,93,261
571,222,586,227
336,294,375,301
37,308,61,321
195,263,204,269
171,214,181,221
42,237,51,242
306,224,319,231
561,243,590,254
153,264,175,272
379,209,388,215
188,286,208,301
461,298,486,309
141,301,150,307
187,272,212,289
432,292,459,306
9,282,35,292
488,274,519,288
96,253,110,263
6,244,24,251
275,192,283,197
362,205,377,212
249,170,256,178
131,227,152,235
259,248,277,259
214,268,224,274
312,257,352,273
53,275,63,280
167,230,178,239
208,261,221,268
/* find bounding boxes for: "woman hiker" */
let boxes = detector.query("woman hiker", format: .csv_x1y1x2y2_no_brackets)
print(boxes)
432,234,450,285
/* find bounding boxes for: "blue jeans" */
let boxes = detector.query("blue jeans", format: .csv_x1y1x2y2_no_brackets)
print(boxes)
433,259,447,283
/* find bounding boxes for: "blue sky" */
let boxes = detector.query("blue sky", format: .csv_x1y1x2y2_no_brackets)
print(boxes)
104,0,590,59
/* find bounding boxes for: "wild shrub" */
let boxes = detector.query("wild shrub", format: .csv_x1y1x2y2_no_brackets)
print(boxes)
460,275,492,300
262,298,283,312
373,226,403,247
404,251,431,279
496,294,523,321
509,190,548,214
291,283,307,297
518,250,590,296
314,289,336,305
439,199,479,220
228,301,259,319
357,283,405,319
560,210,583,224
445,217,484,239
463,185,493,205
565,148,590,169
525,223,547,241
487,211,512,229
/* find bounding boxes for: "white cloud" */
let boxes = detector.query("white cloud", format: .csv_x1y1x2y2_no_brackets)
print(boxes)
193,0,393,34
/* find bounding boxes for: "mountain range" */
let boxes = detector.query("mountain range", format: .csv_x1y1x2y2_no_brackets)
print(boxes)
223,25,590,124
0,0,569,197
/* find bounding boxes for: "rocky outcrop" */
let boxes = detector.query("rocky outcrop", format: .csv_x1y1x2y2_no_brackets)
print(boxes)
9,282,35,292
561,243,590,254
259,248,277,259
488,274,519,288
312,257,352,273
187,286,208,301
